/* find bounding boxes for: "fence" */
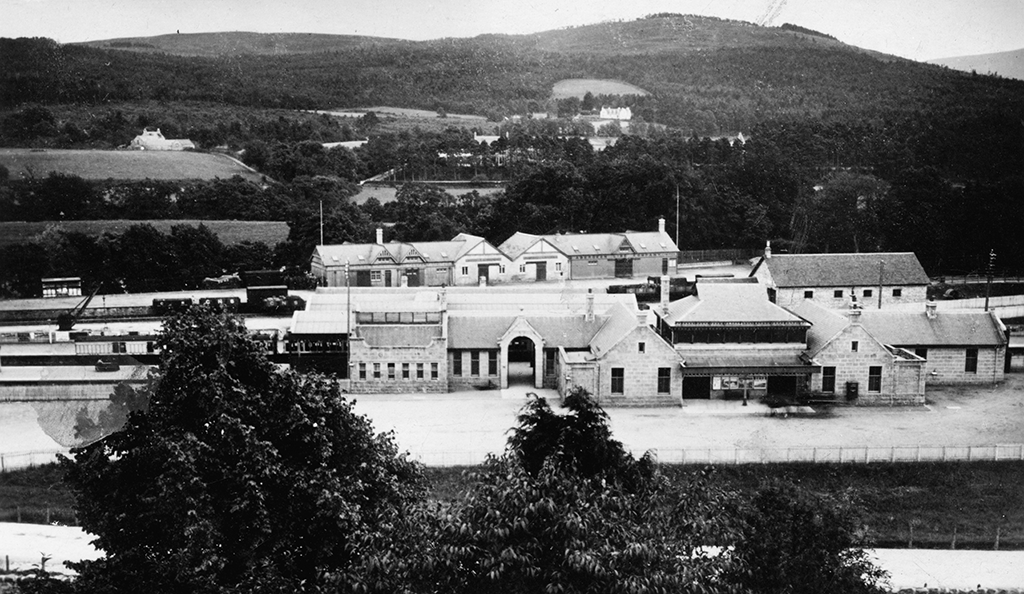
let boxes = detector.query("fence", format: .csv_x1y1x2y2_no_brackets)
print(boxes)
402,444,1024,467
0,450,67,473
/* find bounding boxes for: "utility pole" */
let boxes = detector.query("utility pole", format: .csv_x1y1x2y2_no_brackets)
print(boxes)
346,260,352,381
675,183,680,250
985,249,996,312
877,260,884,309
319,200,324,246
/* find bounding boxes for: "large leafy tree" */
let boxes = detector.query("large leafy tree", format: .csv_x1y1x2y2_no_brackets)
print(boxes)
60,306,423,594
424,388,737,594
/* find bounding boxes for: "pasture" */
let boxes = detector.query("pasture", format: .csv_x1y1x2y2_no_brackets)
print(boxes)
551,78,650,99
0,220,289,247
0,149,264,182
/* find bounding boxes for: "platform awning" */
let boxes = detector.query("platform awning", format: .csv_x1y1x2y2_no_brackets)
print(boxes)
680,352,818,376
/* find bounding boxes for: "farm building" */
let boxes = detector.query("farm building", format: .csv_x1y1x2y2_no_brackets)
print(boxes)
129,128,196,151
750,245,930,309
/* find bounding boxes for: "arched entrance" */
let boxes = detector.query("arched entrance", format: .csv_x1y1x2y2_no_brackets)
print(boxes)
507,336,537,386
498,317,545,389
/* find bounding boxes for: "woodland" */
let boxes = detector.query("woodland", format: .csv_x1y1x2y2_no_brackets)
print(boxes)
0,13,1022,296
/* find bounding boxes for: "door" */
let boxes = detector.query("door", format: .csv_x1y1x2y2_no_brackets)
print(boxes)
478,265,489,285
406,269,421,287
614,259,633,278
384,270,392,287
682,376,712,399
536,261,547,281
355,271,371,287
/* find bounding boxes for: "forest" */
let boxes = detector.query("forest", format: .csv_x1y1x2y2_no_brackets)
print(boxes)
0,13,1022,296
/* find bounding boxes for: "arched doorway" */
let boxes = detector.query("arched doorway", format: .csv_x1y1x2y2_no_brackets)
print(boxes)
507,336,537,386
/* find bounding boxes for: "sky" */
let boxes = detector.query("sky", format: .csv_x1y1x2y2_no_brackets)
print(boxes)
2,0,1023,62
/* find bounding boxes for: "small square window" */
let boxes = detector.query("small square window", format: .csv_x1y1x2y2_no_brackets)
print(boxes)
863,289,873,298
851,341,859,352
638,342,646,353
804,290,814,299
833,290,843,298
893,288,903,297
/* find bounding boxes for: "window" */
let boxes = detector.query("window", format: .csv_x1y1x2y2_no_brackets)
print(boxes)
914,348,928,360
588,260,598,266
471,351,480,376
417,363,424,379
453,352,462,376
803,290,814,299
657,368,671,394
863,289,873,298
965,348,979,373
402,363,410,379
488,351,498,375
387,363,396,380
638,341,646,353
611,368,625,394
499,265,505,274
431,362,439,380
519,264,527,273
461,266,469,277
555,262,562,271
359,363,367,380
822,366,836,393
893,288,903,297
373,363,381,379
851,341,859,352
833,290,843,298
371,271,382,282
545,349,556,376
868,366,882,392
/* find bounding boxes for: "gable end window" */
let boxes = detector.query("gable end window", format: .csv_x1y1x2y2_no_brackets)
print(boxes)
638,342,646,354
851,341,859,352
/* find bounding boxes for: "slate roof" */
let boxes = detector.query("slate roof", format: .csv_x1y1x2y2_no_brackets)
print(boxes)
447,314,609,349
589,302,641,357
853,309,1006,347
500,228,678,260
659,281,807,325
751,252,929,288
290,310,349,334
787,300,852,355
314,235,482,267
496,232,544,260
681,351,815,372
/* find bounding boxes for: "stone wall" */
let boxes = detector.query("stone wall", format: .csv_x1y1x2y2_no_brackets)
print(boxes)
594,326,681,407
448,349,501,391
921,346,1005,385
347,338,448,394
810,324,925,405
776,285,928,310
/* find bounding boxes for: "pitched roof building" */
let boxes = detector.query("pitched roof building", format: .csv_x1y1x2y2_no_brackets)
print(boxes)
750,245,930,309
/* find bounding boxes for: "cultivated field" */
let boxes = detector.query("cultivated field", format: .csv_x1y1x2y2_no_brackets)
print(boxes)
551,78,650,98
0,149,264,182
0,220,289,247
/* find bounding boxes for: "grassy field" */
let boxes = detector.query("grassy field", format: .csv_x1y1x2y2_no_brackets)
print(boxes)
0,220,290,248
4,460,1022,548
0,149,264,182
551,78,651,99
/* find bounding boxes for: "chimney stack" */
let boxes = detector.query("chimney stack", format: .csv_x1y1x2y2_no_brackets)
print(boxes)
764,240,772,259
925,301,937,320
375,228,384,245
658,217,666,234
848,307,861,323
585,289,595,322
660,275,670,315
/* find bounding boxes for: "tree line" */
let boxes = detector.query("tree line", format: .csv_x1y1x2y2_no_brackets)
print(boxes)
25,305,887,594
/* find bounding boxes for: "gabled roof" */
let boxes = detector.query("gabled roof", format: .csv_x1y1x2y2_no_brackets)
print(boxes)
589,302,640,357
659,281,808,325
315,235,485,267
513,228,678,259
853,308,1006,347
497,232,543,260
751,252,929,288
447,313,609,349
787,300,852,355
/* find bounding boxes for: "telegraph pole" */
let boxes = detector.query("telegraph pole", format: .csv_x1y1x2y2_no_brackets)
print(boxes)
675,183,680,250
319,200,324,246
985,249,996,312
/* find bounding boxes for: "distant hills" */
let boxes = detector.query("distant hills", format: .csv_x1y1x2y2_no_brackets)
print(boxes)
4,14,1023,138
928,47,1024,81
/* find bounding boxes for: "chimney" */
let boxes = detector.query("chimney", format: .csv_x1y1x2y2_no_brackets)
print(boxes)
925,301,937,320
660,275,670,315
764,240,772,259
375,228,383,245
658,217,666,234
585,289,595,322
637,310,649,326
848,307,861,323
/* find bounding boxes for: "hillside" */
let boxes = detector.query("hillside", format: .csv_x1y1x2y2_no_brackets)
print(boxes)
0,220,289,248
6,14,1022,137
929,47,1024,81
0,148,264,182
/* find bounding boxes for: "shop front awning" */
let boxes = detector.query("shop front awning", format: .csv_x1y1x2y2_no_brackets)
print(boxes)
680,352,819,376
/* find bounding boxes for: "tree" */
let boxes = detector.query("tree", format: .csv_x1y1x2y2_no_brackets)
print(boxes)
425,389,735,594
60,306,423,594
727,482,888,594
